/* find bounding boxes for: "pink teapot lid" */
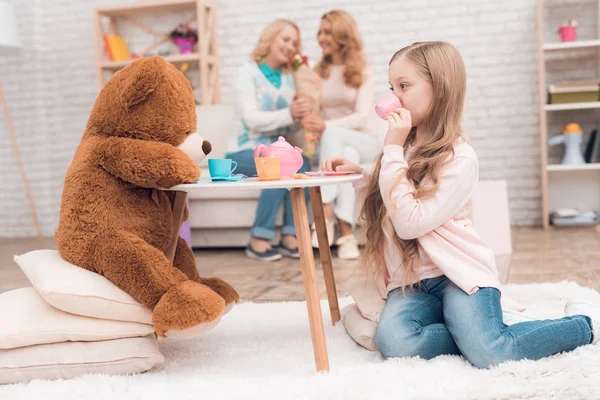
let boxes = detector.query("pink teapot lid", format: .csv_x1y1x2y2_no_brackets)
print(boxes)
271,136,293,150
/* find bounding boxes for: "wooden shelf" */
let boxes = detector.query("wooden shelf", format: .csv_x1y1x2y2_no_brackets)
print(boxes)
96,0,204,16
101,53,217,70
543,39,600,51
547,163,600,171
544,101,600,111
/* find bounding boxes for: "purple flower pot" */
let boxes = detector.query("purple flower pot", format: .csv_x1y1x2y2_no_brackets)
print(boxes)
173,37,195,54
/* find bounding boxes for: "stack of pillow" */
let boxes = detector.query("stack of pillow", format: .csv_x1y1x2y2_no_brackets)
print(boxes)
0,249,165,385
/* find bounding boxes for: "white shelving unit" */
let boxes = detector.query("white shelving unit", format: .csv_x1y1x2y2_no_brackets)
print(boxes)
546,163,600,171
537,0,600,228
543,38,600,50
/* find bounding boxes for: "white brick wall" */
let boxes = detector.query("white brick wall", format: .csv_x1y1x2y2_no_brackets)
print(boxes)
0,0,593,236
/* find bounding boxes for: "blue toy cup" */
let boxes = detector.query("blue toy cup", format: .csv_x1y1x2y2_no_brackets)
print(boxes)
208,158,238,179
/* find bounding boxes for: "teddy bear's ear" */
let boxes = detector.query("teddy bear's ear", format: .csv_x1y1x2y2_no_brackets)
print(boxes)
120,55,166,110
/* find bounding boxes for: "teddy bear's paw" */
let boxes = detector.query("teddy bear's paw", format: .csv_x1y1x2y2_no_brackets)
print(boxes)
200,277,240,306
152,280,225,338
163,315,223,339
171,152,201,184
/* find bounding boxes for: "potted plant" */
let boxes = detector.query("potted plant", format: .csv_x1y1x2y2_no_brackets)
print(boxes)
558,19,578,42
170,23,198,54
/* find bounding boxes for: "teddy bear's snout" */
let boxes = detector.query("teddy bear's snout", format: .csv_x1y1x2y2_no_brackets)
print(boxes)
202,140,212,156
178,133,209,164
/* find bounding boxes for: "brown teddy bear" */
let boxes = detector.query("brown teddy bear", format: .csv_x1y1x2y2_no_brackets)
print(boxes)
55,55,239,337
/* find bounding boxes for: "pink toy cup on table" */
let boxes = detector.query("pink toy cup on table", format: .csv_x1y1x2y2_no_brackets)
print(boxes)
375,93,402,119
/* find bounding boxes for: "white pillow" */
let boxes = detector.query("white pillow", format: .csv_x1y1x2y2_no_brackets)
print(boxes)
0,335,164,385
347,278,385,323
14,249,152,324
0,288,154,350
341,304,378,352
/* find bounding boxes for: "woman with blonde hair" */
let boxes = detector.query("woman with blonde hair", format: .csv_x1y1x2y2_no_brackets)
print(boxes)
304,10,382,260
226,19,312,261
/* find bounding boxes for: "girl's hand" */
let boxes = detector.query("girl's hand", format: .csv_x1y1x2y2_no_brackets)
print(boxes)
301,115,326,132
384,108,412,147
321,157,363,174
291,96,313,119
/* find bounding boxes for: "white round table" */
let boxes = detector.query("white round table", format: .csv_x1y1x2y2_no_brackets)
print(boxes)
170,174,362,191
164,174,363,372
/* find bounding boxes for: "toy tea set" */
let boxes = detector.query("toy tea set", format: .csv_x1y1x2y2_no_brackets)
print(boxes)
205,136,352,183
204,94,401,183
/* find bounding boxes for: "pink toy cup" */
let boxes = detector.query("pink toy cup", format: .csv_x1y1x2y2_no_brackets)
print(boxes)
375,93,402,119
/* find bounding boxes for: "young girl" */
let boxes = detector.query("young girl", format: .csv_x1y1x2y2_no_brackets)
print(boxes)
322,41,600,368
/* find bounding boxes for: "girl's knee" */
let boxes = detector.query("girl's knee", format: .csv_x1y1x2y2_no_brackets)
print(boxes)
375,320,420,359
460,339,515,368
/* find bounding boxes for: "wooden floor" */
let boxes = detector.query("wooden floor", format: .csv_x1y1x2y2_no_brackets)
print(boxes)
1,227,599,300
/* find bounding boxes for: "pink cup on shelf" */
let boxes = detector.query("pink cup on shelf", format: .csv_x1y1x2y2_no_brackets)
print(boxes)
375,93,402,119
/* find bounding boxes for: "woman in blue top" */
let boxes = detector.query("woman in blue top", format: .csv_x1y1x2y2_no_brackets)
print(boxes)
226,19,312,261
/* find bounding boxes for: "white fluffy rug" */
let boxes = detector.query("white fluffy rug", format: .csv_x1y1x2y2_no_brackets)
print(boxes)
2,281,600,400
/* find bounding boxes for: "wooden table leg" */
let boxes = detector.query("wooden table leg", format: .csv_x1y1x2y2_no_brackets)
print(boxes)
290,188,330,372
309,187,341,325
166,191,188,263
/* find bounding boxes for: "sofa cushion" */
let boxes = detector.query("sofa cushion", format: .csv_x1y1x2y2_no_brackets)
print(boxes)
196,104,234,165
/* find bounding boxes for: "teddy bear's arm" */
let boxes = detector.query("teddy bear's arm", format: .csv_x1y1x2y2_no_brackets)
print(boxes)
97,137,200,188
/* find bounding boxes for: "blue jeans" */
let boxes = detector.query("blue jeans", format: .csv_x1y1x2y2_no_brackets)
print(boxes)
227,149,310,241
375,275,593,368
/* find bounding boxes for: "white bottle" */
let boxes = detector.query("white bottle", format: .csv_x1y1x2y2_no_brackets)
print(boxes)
548,123,586,165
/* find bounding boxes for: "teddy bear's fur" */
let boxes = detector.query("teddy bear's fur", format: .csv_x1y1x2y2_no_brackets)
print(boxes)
55,55,239,337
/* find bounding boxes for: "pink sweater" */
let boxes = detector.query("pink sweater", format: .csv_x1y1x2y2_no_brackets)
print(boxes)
354,140,501,297
319,65,374,133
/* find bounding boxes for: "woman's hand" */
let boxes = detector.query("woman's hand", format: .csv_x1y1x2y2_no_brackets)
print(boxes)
301,115,326,132
321,157,363,174
384,108,412,147
290,96,313,119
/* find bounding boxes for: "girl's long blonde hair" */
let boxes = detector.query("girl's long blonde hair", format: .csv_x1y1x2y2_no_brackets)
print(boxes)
315,10,367,88
360,41,467,291
251,19,301,73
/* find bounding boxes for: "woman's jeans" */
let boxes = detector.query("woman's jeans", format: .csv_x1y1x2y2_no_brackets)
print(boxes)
318,126,382,225
227,149,310,241
375,275,594,368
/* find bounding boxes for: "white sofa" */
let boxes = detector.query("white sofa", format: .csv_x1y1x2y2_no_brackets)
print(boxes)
188,105,513,282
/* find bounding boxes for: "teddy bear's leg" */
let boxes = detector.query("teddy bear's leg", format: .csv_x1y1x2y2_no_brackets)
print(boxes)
94,230,225,337
173,236,240,306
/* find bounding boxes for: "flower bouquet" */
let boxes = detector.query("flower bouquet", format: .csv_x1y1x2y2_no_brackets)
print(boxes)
170,23,198,54
289,54,322,158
